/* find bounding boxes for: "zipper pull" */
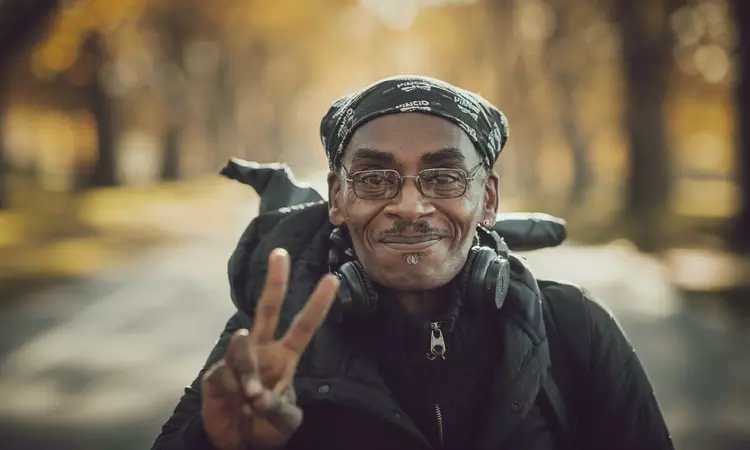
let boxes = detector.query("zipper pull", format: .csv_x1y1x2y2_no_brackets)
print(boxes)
426,322,447,360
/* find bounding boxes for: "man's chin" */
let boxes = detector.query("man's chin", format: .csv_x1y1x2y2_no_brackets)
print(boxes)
362,244,459,289
386,277,447,292
370,263,453,292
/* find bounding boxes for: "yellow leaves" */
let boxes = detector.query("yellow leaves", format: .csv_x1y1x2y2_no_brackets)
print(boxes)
31,40,79,78
31,0,149,79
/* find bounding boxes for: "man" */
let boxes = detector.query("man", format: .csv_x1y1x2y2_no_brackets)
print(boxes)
152,75,674,450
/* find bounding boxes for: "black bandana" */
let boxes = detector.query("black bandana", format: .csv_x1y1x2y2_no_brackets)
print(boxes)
319,75,509,169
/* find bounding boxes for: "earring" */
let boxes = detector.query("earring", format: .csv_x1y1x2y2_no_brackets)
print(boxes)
482,219,491,228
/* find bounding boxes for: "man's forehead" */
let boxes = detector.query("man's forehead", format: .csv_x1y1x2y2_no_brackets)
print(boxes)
348,147,470,165
343,114,480,165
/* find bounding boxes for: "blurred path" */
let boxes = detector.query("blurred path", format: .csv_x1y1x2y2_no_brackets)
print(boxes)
0,207,250,450
0,219,748,449
0,177,253,303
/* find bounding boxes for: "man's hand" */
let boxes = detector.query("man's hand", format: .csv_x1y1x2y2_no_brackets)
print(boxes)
201,248,339,450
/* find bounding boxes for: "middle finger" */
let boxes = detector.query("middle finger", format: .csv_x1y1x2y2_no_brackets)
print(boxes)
281,274,339,354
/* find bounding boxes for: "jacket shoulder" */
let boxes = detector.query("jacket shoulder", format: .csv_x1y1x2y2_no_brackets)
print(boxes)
538,278,624,377
539,279,615,331
227,201,328,308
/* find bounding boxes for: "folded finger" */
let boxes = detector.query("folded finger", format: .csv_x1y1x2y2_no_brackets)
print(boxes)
250,389,303,436
225,329,263,398
202,360,242,400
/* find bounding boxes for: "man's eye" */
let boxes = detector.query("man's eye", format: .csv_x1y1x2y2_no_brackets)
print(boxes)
423,171,460,184
360,173,390,185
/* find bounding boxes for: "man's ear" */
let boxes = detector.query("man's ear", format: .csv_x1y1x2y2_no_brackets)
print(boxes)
328,170,346,226
482,171,499,226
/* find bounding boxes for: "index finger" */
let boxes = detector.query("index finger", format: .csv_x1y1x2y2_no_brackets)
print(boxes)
280,274,339,354
252,248,290,344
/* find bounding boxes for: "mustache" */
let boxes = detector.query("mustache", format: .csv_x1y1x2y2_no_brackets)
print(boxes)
379,219,450,237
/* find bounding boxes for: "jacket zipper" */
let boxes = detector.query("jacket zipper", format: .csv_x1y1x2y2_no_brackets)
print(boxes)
426,322,446,361
434,403,444,448
427,322,446,448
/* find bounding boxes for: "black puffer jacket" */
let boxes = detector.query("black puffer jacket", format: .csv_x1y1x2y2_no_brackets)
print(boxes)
151,202,674,450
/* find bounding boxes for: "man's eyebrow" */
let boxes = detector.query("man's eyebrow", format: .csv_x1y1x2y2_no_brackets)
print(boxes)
350,148,396,164
421,147,466,165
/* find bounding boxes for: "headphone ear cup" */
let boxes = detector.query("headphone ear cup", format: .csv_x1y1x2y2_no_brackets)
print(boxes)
485,255,511,310
336,260,378,322
465,247,496,310
487,255,510,309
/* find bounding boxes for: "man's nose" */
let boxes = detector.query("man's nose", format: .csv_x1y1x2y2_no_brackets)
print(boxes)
384,178,435,223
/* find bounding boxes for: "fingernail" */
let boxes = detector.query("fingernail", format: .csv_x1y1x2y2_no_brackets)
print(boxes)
272,248,288,258
246,378,263,396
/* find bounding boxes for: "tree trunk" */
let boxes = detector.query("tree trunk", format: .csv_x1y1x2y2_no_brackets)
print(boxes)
155,11,189,181
562,106,591,207
161,125,180,180
0,0,59,206
86,82,117,187
486,0,542,200
542,1,592,208
0,71,7,209
0,104,6,210
729,0,750,253
613,0,682,251
84,34,117,188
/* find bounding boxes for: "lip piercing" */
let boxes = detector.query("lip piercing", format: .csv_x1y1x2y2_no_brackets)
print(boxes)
404,253,423,265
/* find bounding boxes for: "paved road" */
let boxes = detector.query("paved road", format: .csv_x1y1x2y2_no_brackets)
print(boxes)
0,220,748,449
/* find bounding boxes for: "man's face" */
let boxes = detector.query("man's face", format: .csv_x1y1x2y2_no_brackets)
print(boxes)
328,113,498,291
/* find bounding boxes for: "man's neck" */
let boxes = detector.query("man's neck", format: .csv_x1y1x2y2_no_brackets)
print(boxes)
394,288,452,320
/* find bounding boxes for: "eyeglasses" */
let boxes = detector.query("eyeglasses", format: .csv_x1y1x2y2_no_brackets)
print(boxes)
341,163,485,200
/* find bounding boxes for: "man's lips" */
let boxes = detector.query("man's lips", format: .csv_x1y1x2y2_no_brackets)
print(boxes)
380,235,443,244
378,235,444,252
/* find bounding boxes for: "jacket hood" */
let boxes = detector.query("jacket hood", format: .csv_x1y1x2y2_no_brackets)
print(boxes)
220,158,324,215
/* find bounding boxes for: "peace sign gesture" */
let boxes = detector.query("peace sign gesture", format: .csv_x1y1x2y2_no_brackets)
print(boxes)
202,248,339,450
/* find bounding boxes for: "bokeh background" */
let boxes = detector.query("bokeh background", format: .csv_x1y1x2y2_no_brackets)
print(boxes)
1,0,749,449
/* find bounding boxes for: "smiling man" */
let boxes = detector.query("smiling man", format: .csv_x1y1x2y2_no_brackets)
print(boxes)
152,75,674,450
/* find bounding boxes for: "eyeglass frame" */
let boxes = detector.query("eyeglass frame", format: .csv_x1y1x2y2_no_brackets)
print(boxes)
340,162,486,200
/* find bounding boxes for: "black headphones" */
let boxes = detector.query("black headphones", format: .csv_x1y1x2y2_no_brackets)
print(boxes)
328,226,512,323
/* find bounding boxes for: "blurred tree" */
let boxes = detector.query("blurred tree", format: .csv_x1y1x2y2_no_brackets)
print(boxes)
485,0,544,200
611,0,685,251
81,33,117,187
730,0,750,253
152,4,192,180
0,0,59,207
544,0,593,207
0,104,6,210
